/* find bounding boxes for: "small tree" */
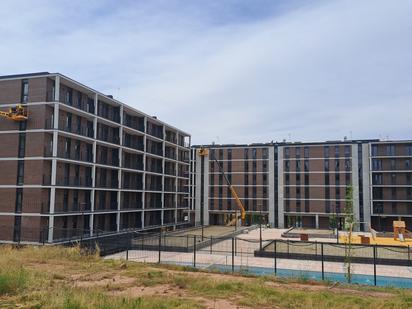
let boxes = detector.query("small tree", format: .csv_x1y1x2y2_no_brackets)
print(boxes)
344,185,354,283
329,214,337,229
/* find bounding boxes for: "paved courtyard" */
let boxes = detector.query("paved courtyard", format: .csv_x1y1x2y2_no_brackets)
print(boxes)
107,228,412,280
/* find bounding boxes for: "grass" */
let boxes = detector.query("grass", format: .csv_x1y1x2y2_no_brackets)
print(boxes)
0,245,411,308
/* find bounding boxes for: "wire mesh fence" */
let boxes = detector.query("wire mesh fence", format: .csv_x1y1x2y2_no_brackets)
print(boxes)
108,232,412,287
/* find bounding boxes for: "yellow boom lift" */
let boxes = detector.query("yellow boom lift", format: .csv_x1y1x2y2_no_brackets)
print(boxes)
0,104,28,122
198,147,246,226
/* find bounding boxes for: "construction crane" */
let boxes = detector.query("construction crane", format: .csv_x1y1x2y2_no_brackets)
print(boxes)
197,147,246,226
0,104,28,122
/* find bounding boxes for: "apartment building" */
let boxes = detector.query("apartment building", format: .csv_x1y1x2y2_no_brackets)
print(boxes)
370,141,412,231
0,72,190,243
191,140,412,232
278,141,371,229
190,144,277,227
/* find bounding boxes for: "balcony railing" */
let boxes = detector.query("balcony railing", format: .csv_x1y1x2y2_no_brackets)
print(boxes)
56,177,93,187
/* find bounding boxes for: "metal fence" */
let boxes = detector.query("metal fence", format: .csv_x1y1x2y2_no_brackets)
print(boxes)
104,233,412,287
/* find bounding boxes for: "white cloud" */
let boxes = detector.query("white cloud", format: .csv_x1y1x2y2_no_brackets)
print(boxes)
0,0,411,144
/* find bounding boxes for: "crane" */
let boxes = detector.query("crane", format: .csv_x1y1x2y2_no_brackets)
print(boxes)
198,147,246,226
0,104,28,122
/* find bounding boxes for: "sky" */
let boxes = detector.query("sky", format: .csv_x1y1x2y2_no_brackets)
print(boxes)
0,0,411,145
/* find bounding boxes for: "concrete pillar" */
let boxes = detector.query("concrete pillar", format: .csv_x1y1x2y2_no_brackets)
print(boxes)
90,93,98,235
362,143,372,228
48,82,60,242
268,146,275,227
351,144,360,231
277,146,284,228
315,214,319,229
117,104,123,232
203,155,210,226
141,116,147,229
161,126,165,226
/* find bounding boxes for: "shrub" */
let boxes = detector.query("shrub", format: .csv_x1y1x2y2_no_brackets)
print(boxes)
0,267,28,295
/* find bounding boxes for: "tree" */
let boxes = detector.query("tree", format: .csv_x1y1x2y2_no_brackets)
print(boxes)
344,185,354,283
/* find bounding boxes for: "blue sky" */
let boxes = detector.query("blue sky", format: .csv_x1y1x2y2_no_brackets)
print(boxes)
0,0,411,144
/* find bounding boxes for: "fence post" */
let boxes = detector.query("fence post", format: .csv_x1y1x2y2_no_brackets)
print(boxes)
287,240,290,258
186,234,189,251
408,245,411,266
235,237,237,256
231,237,235,272
274,240,277,275
321,243,324,281
210,236,213,254
126,247,129,261
158,232,161,264
141,234,144,250
193,235,197,268
373,245,377,286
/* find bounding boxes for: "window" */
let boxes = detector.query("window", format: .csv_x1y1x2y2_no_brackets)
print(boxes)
66,113,72,131
406,144,412,156
324,159,329,171
77,92,82,108
21,79,29,103
73,190,79,210
243,148,249,160
262,161,267,172
285,173,290,185
296,160,301,171
252,148,257,159
66,89,73,105
386,144,395,156
74,140,80,160
284,160,290,171
391,187,396,198
296,174,301,186
344,145,351,157
76,115,81,134
262,148,268,159
304,160,309,172
210,149,216,160
304,146,309,158
391,173,396,185
405,159,411,169
391,202,397,214
324,146,330,158
407,173,411,185
345,159,351,171
372,173,383,185
390,159,396,170
295,147,300,158
284,147,290,158
63,190,69,211
64,163,70,185
334,146,340,157
372,159,382,171
371,145,378,156
65,138,71,158
335,159,340,171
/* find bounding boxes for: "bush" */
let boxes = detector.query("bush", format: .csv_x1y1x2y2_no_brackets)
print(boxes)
0,267,28,295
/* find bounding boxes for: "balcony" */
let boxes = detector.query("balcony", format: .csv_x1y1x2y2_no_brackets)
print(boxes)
56,176,93,187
